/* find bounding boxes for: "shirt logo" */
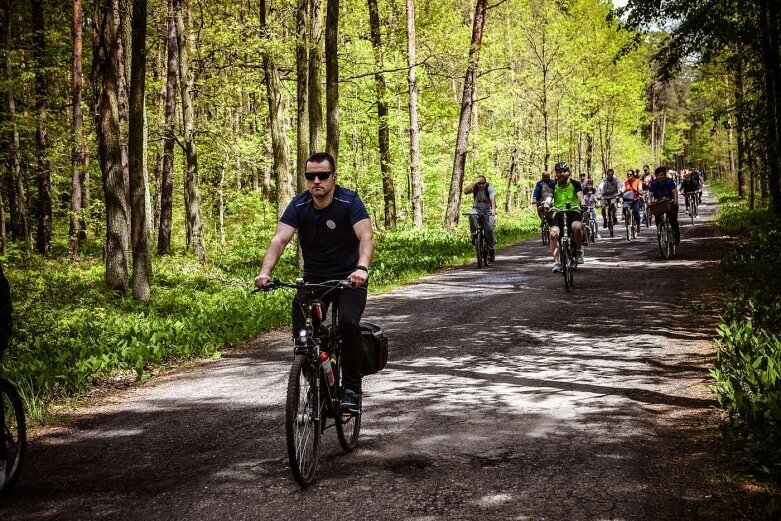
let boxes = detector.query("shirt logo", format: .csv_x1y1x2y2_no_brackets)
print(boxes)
326,220,336,230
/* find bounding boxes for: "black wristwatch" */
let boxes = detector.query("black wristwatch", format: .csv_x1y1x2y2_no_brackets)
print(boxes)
355,265,369,272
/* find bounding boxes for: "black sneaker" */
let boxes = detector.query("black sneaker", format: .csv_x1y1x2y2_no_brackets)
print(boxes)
575,251,585,264
488,249,495,262
602,220,607,228
340,389,361,414
552,262,562,273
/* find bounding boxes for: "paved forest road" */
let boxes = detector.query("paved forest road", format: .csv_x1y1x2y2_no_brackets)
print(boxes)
2,190,759,520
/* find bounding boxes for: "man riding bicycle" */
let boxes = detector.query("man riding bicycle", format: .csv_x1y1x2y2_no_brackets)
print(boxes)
533,171,556,223
690,169,703,203
597,168,621,228
464,175,497,262
680,171,699,214
548,162,586,272
649,166,681,245
255,152,375,413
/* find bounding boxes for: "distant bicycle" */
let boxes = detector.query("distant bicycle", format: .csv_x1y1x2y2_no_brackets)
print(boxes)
601,197,619,238
642,192,652,228
623,195,638,241
540,215,550,246
584,204,598,243
684,192,698,226
464,211,492,268
0,358,26,497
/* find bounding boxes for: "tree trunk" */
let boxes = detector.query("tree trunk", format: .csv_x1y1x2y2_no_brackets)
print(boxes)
444,0,487,229
157,0,176,254
367,0,396,229
1,0,30,248
115,0,130,225
0,186,6,255
175,0,206,262
325,0,339,160
760,0,781,214
129,0,150,302
296,0,309,193
308,0,323,153
659,110,667,162
69,0,85,259
650,82,656,165
504,146,518,213
585,132,593,176
31,0,52,255
94,0,130,293
260,0,293,217
406,0,422,228
735,59,746,198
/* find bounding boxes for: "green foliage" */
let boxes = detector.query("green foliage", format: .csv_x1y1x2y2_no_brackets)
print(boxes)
709,183,781,503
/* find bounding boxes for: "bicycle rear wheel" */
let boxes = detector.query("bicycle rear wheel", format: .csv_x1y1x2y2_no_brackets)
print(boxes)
0,379,26,496
285,355,320,487
335,361,361,452
625,211,631,241
669,226,677,257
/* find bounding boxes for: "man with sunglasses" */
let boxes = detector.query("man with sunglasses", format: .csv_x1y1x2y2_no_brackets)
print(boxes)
464,175,497,261
255,152,374,413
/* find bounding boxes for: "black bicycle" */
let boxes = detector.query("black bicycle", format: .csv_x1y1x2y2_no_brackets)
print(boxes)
540,213,550,246
256,279,364,488
650,198,677,259
642,192,652,228
584,205,598,243
623,198,638,241
464,211,492,268
684,192,698,225
553,205,578,292
601,197,618,238
0,363,26,497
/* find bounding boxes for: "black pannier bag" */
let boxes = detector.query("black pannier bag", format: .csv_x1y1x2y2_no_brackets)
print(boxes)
359,322,388,375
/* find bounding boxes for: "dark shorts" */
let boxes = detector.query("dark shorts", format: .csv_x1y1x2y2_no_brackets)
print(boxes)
551,210,582,233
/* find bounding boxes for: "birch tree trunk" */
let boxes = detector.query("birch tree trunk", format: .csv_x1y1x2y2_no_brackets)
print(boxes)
70,0,85,260
444,0,487,229
175,0,206,262
157,0,176,254
308,0,323,153
367,0,396,229
406,0,422,228
94,0,130,293
296,0,309,193
31,0,52,255
260,0,293,217
325,0,339,160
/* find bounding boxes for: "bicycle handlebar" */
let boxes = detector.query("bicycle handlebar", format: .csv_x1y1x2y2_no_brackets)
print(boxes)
252,278,361,294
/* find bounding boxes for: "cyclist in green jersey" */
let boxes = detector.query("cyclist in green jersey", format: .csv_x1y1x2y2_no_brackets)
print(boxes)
548,162,586,272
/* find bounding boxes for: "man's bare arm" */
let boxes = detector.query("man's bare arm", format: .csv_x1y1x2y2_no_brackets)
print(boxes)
349,218,374,286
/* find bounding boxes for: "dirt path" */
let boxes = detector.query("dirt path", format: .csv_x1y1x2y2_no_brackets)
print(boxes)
1,190,763,520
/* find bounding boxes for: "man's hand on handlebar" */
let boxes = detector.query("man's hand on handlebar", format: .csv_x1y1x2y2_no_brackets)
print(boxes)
349,269,368,286
254,273,273,289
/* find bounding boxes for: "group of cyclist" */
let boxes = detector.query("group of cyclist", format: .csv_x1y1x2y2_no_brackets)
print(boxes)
533,162,705,271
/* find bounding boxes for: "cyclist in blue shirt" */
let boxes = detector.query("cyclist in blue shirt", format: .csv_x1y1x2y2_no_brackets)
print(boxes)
255,152,374,413
533,171,556,221
648,166,680,245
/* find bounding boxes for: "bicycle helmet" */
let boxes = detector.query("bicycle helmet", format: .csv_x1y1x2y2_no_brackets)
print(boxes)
554,161,570,172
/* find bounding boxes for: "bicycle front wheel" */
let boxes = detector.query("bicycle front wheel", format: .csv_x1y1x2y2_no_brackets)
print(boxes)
476,230,484,269
0,379,26,496
625,213,631,241
608,208,615,238
561,240,572,292
658,222,671,259
286,355,321,488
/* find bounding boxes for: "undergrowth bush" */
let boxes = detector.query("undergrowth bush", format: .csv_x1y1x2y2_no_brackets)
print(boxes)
708,182,781,503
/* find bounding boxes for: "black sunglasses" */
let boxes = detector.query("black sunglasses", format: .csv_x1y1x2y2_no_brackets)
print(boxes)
304,171,333,181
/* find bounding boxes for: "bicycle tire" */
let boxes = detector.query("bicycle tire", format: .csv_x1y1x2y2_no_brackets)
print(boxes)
541,222,549,245
335,361,361,452
608,208,614,238
625,210,631,241
476,230,484,269
669,226,677,257
561,238,572,292
645,207,651,228
285,355,320,488
0,379,26,496
659,221,671,259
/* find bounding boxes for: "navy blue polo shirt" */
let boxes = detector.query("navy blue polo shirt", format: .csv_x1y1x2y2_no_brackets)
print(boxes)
280,186,370,281
649,178,677,199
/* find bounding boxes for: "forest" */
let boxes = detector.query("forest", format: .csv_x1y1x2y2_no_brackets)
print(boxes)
1,0,781,506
